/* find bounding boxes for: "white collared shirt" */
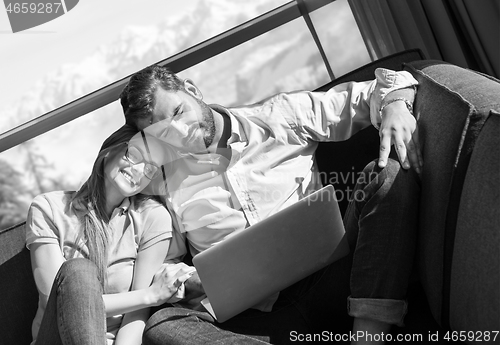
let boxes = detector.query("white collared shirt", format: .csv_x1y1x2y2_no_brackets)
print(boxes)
165,68,417,249
161,68,418,310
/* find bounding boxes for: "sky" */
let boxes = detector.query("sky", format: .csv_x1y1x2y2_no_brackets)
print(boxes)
0,0,196,105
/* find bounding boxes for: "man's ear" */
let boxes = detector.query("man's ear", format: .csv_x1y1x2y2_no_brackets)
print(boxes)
183,79,203,100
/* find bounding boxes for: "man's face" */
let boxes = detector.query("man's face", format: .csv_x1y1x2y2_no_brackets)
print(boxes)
137,84,216,154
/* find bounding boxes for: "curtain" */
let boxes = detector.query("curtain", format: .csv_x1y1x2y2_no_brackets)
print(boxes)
348,0,499,78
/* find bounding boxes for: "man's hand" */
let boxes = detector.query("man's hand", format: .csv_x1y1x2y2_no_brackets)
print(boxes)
184,271,206,301
378,101,423,174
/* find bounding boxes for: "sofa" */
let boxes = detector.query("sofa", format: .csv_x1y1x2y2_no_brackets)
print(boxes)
1,50,498,344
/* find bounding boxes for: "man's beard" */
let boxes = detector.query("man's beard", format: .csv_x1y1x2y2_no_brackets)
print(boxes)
198,99,216,149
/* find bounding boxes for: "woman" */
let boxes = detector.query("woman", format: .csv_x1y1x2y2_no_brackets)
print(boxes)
26,126,193,345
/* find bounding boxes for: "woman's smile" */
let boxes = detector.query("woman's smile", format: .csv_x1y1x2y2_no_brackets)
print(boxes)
120,169,138,186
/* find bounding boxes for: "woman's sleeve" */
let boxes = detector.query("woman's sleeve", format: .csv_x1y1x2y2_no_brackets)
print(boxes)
26,194,60,249
137,203,173,251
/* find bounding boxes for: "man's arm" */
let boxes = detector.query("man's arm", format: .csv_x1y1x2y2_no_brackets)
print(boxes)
277,68,418,146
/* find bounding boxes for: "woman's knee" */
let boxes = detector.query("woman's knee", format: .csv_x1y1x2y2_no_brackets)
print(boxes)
55,258,101,291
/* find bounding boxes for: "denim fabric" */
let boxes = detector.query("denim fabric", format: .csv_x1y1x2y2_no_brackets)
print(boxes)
344,158,420,325
143,307,269,344
347,297,407,327
35,258,106,345
143,158,419,344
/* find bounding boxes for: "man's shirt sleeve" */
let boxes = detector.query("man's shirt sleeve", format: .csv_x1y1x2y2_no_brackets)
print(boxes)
275,68,418,142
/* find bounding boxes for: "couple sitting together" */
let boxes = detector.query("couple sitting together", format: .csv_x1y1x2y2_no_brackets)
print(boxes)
26,64,422,345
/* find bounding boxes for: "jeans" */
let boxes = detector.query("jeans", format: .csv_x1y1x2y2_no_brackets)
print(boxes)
344,159,419,326
35,258,106,345
143,158,420,345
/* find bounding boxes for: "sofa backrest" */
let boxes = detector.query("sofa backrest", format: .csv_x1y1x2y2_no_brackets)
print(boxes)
450,111,499,334
0,222,38,345
404,61,500,330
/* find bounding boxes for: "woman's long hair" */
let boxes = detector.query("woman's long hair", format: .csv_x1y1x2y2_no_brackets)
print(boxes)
70,125,145,289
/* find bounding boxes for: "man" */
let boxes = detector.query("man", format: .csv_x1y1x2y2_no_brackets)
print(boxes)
120,64,422,344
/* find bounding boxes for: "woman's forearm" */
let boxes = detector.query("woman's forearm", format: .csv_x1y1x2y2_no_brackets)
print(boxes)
103,287,156,317
113,308,150,345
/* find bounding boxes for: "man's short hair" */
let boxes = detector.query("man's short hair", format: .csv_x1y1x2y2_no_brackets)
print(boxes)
120,65,184,127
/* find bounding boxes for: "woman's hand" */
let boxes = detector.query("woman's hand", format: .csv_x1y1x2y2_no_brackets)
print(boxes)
149,263,196,306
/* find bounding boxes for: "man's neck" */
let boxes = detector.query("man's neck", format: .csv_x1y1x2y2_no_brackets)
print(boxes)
217,111,232,148
208,108,232,157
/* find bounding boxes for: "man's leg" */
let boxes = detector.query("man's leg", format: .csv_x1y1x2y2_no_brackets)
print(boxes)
143,158,419,345
143,254,352,345
217,254,353,344
344,158,420,343
143,307,270,345
219,158,420,343
35,258,106,345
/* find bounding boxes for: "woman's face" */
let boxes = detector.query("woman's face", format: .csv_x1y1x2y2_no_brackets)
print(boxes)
104,135,164,198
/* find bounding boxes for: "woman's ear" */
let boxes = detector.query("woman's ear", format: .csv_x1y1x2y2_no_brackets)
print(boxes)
183,79,203,100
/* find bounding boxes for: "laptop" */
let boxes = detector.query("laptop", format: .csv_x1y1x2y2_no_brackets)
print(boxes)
192,184,350,322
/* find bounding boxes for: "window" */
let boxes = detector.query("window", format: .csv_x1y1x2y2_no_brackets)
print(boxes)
0,0,370,230
179,17,332,107
0,0,290,133
309,0,370,76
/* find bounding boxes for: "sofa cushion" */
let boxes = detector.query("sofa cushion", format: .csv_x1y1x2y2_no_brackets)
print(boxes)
450,111,500,333
404,61,500,327
0,223,38,345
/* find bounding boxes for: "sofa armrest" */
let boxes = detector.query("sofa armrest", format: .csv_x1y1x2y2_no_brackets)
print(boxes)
404,61,500,331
